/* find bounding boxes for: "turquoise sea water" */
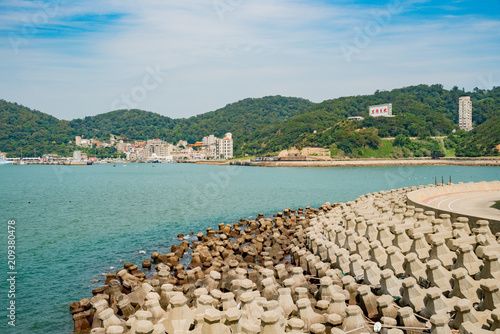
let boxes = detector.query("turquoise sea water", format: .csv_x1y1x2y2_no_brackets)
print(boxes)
0,163,498,333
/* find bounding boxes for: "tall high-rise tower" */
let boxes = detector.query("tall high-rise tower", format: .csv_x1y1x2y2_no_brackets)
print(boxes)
458,96,473,131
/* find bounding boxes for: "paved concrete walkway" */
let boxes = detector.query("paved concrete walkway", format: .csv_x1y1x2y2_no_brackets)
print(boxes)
424,190,500,221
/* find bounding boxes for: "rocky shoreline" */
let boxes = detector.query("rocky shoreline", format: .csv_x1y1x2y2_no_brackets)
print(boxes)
70,183,500,334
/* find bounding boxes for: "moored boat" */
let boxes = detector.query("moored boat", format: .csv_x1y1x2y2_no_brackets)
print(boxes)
0,158,13,165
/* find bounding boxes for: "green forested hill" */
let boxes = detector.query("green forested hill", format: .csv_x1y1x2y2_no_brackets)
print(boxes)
454,116,500,157
0,85,498,157
68,96,313,150
170,96,314,151
239,85,500,156
68,109,176,141
0,96,313,156
0,100,73,156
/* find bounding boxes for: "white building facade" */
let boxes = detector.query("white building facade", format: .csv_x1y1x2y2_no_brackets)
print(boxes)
458,96,473,131
202,133,233,159
144,139,174,159
75,136,92,148
216,133,233,160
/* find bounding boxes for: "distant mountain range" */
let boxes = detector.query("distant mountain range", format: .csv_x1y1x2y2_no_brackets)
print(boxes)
0,84,499,158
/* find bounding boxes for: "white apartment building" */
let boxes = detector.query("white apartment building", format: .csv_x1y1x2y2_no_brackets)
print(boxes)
202,135,217,146
127,147,145,160
73,151,82,162
458,96,473,131
202,133,233,159
116,140,125,153
144,139,174,159
171,147,194,160
202,134,217,159
75,136,92,148
216,133,233,160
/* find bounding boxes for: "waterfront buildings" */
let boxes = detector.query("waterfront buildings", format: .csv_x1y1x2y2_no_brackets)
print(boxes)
216,133,234,159
75,136,92,148
202,134,218,159
458,96,473,131
73,151,82,162
144,139,175,159
75,136,113,149
116,140,126,153
42,154,67,163
202,133,233,159
72,131,234,161
202,135,217,146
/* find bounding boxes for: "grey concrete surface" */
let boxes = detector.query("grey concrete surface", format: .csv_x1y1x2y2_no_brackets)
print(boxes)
407,181,500,233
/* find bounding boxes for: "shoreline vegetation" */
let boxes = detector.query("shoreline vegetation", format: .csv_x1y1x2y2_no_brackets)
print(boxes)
181,157,500,167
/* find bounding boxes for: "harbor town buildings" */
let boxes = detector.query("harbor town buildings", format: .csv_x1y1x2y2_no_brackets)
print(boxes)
73,132,234,161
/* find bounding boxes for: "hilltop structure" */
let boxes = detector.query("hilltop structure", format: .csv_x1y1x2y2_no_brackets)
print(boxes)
458,96,473,131
369,103,392,117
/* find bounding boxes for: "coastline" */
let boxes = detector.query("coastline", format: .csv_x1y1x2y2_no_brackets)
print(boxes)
180,157,500,167
6,157,499,167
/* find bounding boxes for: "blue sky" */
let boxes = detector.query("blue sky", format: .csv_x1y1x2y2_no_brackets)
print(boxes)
0,0,499,120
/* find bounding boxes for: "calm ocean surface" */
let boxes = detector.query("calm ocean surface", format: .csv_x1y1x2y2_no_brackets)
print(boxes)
0,163,498,333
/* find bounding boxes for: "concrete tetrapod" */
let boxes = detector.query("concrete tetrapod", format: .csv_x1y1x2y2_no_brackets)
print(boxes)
70,182,500,334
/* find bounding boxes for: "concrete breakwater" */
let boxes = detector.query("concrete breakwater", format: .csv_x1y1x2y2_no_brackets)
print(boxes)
229,158,500,168
70,181,500,334
407,181,500,233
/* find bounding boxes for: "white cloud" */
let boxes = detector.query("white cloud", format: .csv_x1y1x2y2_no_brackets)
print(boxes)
0,0,498,120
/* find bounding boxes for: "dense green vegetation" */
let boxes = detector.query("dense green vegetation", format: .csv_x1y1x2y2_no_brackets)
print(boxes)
451,117,500,157
239,85,500,157
301,121,382,156
0,96,312,157
69,96,312,143
0,100,74,157
169,96,314,152
0,85,498,158
69,109,176,141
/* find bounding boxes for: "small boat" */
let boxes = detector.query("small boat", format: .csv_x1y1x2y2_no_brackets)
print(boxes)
87,161,93,165
0,158,13,165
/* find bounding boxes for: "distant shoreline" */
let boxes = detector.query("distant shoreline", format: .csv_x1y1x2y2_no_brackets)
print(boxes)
181,157,500,167
7,157,500,167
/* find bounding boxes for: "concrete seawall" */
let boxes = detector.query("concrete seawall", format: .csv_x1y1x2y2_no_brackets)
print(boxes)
407,180,500,233
228,158,500,167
